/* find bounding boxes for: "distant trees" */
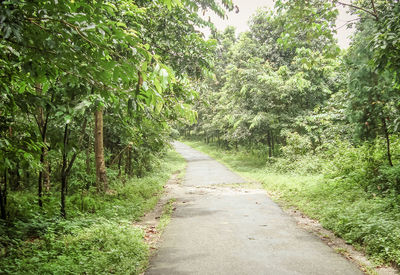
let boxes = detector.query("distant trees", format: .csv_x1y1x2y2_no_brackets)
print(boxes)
185,0,400,193
188,6,340,154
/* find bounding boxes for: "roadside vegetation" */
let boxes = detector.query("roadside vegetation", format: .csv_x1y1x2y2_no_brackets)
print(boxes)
182,0,400,269
0,150,185,274
184,140,400,267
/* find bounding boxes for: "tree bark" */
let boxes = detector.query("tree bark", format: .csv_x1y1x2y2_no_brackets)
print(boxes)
0,169,7,219
86,134,91,175
271,131,275,157
35,83,51,205
61,119,88,217
382,117,393,166
85,130,91,190
60,124,68,218
94,108,108,192
43,146,50,192
38,152,43,207
267,131,272,158
125,145,132,176
118,153,122,177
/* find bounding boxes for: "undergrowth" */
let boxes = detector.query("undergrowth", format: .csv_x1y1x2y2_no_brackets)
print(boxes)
0,150,185,274
183,139,400,268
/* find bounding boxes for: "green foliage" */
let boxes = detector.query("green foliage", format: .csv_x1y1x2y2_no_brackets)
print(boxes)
370,2,400,87
281,132,312,157
185,140,400,266
184,5,341,157
2,220,147,275
0,150,186,274
0,0,231,272
0,0,230,220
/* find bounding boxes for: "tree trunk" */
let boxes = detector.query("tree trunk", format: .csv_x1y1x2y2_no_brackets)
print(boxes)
86,139,91,175
271,131,275,157
94,109,108,192
267,131,272,158
85,132,91,190
125,145,132,176
38,152,43,207
14,164,21,191
0,169,7,220
43,146,50,192
60,124,68,218
36,83,51,204
382,117,393,166
118,153,122,177
26,171,30,188
60,119,87,217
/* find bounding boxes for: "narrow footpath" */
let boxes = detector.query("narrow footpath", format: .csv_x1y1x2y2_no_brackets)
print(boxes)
146,142,363,275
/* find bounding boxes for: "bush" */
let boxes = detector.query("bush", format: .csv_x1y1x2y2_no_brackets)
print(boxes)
0,150,186,274
2,220,148,274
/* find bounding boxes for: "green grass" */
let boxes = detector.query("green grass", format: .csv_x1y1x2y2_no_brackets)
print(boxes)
183,140,400,267
157,199,176,232
0,150,186,275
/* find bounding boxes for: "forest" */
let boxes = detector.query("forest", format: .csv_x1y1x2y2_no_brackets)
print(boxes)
1,0,400,273
184,0,400,269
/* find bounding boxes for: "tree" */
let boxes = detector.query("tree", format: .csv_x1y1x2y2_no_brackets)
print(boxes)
0,0,235,219
188,7,340,156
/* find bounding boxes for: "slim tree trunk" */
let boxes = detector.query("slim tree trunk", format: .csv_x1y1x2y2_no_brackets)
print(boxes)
26,171,30,187
118,153,122,177
61,119,87,217
43,146,50,192
38,152,43,207
382,117,393,166
0,169,7,220
125,145,132,176
267,131,272,158
85,132,91,190
61,124,68,218
94,109,108,192
36,83,51,204
271,131,275,157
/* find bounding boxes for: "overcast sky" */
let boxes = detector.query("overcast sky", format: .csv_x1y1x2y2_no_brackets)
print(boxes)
201,0,356,48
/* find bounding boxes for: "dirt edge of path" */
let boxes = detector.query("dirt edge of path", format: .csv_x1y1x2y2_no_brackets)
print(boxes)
134,170,183,274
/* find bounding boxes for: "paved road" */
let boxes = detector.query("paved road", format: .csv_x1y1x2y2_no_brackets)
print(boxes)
146,142,363,275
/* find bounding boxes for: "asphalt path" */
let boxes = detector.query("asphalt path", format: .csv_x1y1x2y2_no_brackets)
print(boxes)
146,141,363,275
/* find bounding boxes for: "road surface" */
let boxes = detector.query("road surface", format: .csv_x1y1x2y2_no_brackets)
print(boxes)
146,142,362,275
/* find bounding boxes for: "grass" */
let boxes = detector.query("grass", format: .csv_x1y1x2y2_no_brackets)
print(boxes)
183,139,400,268
0,149,186,275
157,199,176,232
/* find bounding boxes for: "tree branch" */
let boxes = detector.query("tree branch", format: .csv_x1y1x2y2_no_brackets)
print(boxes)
66,118,88,176
335,1,379,20
110,144,131,165
27,17,96,45
370,0,378,20
335,18,360,31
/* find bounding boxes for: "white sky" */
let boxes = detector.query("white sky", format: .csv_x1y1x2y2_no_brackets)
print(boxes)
201,0,356,48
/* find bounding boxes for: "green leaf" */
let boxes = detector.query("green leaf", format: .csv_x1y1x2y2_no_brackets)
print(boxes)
42,80,50,94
